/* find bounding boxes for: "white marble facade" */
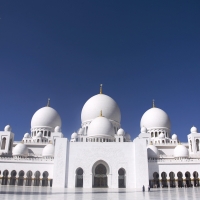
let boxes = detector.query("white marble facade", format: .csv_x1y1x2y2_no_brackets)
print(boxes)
0,86,200,189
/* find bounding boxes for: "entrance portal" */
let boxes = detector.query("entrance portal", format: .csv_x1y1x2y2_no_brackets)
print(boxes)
93,164,107,188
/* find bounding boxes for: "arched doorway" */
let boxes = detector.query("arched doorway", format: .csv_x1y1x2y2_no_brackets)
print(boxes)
185,171,191,187
93,164,107,188
42,171,49,186
161,172,168,187
26,171,32,186
193,171,199,187
177,172,183,187
118,168,126,188
2,170,9,185
76,168,83,187
169,172,175,187
153,172,159,188
18,170,24,186
10,170,17,185
34,171,40,186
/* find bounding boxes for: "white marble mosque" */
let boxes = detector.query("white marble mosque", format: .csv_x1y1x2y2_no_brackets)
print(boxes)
0,85,200,189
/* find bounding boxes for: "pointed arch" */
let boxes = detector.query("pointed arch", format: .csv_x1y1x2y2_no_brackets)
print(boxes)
1,137,6,150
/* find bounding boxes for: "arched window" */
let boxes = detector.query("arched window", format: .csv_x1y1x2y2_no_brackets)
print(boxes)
44,131,47,136
10,170,17,185
42,171,49,186
1,137,6,150
118,168,126,188
2,170,9,185
76,168,83,187
161,172,167,187
119,138,121,142
34,171,40,186
185,171,191,187
151,132,153,137
177,172,183,187
190,140,193,152
18,170,25,186
48,131,51,137
9,139,12,151
196,139,199,151
155,132,157,137
26,171,32,186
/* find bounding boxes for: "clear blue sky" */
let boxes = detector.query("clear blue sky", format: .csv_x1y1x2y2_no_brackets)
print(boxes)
0,1,200,141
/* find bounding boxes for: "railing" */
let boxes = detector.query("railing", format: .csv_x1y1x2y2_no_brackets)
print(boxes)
0,157,54,162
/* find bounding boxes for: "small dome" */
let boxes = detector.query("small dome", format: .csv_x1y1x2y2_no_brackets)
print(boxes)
125,133,131,140
13,143,28,157
140,107,171,130
36,132,42,137
174,145,189,158
24,133,30,138
147,145,159,158
78,128,84,135
31,106,61,129
81,94,121,123
117,128,125,136
172,134,177,140
42,144,54,157
87,116,115,138
191,126,197,133
71,132,78,139
54,126,61,132
4,125,11,132
158,132,165,138
141,126,147,133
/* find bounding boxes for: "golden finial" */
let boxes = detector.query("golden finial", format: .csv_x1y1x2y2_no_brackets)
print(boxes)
152,99,156,108
47,98,50,107
100,84,103,94
99,110,103,117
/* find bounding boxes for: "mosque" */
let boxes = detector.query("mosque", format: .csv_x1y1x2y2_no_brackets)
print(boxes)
0,85,200,189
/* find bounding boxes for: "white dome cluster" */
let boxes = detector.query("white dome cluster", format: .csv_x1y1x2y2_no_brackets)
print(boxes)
174,145,189,158
158,132,165,139
24,133,30,138
13,143,28,157
81,94,121,124
71,132,78,139
54,126,61,132
172,134,177,140
117,128,125,136
42,144,54,157
87,116,115,138
140,107,171,130
190,126,198,133
4,125,11,132
31,107,61,129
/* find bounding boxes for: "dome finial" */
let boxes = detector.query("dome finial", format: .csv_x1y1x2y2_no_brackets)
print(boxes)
152,99,156,108
99,110,103,117
100,84,103,94
47,98,50,107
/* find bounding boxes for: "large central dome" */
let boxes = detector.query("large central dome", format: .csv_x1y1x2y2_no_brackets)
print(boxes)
81,94,121,123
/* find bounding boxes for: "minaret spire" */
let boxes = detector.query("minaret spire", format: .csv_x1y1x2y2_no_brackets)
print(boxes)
47,98,50,107
100,84,103,94
99,110,103,117
152,99,156,108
